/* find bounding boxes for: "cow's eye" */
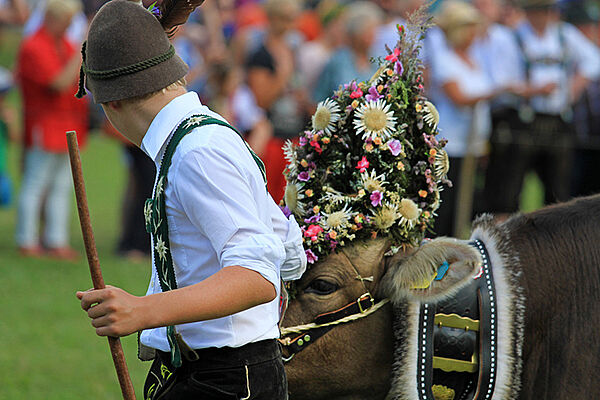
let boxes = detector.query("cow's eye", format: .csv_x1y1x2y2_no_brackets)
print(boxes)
305,279,338,295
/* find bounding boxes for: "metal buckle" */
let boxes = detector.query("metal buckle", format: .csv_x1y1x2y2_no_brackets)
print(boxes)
357,293,375,313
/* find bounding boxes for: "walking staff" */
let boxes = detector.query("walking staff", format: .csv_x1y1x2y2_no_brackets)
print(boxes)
74,1,306,399
67,131,136,400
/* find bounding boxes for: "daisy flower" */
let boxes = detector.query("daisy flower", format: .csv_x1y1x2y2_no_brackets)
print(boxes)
361,169,387,193
312,98,341,135
322,204,354,231
397,198,421,228
284,182,306,216
433,149,450,180
353,99,397,141
371,203,400,230
283,140,298,177
422,101,440,130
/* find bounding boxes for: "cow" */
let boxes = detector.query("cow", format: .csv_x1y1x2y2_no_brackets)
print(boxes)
281,194,600,400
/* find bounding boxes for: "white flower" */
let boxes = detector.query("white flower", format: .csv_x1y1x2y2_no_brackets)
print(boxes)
422,101,440,130
154,236,168,261
433,149,450,180
283,140,298,178
322,204,354,230
361,169,387,192
353,99,397,141
284,182,306,216
397,198,421,228
312,98,341,134
371,203,400,230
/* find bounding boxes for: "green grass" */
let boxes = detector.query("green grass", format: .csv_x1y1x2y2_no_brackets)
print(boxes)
0,134,150,399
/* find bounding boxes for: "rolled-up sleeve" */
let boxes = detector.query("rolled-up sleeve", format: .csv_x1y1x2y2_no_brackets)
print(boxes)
172,144,285,288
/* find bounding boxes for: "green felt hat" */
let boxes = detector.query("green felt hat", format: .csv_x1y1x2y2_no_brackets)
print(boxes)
77,0,188,103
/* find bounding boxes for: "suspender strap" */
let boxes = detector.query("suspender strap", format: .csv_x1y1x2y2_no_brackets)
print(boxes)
143,114,267,367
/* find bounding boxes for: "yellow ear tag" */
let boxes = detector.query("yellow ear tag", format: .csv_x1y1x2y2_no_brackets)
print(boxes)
411,270,438,289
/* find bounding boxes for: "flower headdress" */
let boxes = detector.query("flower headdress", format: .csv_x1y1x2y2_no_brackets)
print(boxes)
282,17,450,265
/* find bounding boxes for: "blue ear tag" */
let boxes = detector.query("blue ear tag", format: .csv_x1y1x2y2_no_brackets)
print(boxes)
434,261,450,281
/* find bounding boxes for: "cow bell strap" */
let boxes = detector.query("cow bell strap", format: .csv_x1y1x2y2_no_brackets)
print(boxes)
416,240,498,400
142,114,266,367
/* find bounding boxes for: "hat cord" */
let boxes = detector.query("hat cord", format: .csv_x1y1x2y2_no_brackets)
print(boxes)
75,43,176,99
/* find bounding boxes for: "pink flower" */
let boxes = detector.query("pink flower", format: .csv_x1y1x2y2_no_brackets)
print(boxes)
394,61,404,76
387,139,402,156
305,249,318,264
385,48,401,63
304,224,323,238
310,139,322,154
356,156,370,173
299,136,308,146
298,171,310,181
365,86,383,102
350,88,363,99
370,190,383,207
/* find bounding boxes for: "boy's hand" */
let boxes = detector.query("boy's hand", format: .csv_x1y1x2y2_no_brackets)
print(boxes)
76,286,144,337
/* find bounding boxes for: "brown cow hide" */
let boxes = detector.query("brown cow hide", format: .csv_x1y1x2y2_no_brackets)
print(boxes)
386,195,600,399
386,217,525,400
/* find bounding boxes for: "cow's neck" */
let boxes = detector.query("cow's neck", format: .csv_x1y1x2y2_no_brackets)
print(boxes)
387,226,526,400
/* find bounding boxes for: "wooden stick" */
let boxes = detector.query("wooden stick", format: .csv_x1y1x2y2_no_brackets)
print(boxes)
66,131,137,400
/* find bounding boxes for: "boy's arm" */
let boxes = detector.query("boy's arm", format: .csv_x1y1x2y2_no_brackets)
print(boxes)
77,265,275,337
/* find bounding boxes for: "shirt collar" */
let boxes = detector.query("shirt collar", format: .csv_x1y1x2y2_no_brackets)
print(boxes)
141,91,203,163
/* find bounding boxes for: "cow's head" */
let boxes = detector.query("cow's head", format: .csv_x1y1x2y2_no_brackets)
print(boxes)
282,237,482,400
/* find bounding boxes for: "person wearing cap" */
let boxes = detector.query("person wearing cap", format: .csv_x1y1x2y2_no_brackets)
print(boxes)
484,0,600,214
427,0,499,236
75,1,305,399
15,0,88,259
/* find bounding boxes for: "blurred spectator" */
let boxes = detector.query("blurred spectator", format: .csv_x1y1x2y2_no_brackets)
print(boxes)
15,0,88,259
0,0,28,25
209,61,273,156
0,68,16,207
564,0,600,197
484,0,600,214
370,0,425,57
117,143,156,260
23,0,87,44
246,0,304,202
297,0,346,97
429,1,496,236
313,1,383,102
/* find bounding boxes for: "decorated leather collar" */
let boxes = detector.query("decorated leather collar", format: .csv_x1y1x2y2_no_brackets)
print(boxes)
416,239,497,400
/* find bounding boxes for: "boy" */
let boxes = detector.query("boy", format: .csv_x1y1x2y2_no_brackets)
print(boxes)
76,1,305,399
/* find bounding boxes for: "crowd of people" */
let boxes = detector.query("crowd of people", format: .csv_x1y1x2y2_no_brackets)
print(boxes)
0,0,599,258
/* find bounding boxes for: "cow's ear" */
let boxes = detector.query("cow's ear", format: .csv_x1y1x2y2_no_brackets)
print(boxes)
382,238,481,304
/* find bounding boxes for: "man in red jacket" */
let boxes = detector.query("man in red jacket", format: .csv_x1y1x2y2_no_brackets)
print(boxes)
15,0,88,258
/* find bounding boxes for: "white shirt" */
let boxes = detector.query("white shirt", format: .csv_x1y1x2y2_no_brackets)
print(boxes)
470,23,524,109
431,49,493,157
139,92,306,351
514,21,600,114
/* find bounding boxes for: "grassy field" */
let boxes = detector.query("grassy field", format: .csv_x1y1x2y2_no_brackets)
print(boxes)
0,134,150,399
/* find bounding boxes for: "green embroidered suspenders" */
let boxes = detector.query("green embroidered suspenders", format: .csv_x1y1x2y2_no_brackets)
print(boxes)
143,114,266,367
